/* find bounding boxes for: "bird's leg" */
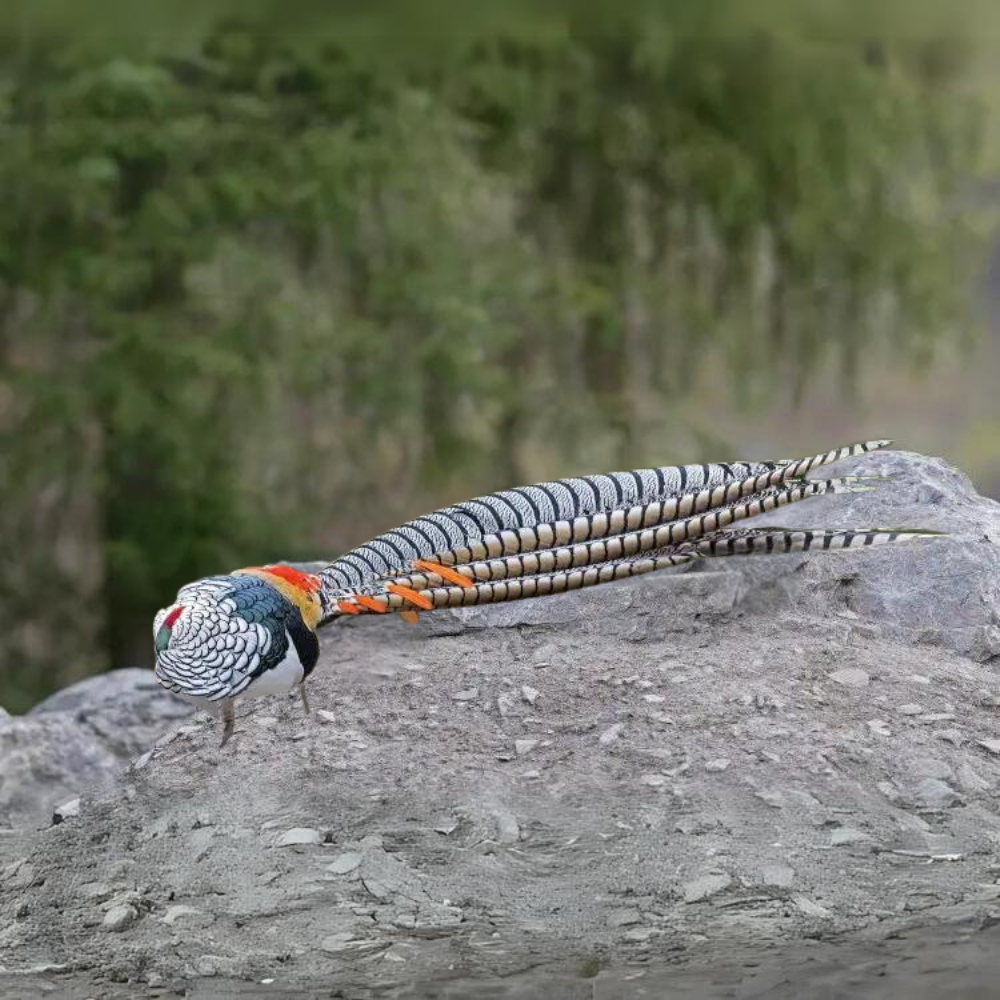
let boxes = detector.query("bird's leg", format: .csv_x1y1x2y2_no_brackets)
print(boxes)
299,683,311,716
219,700,236,747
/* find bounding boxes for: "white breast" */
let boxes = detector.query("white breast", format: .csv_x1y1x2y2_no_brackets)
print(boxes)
240,632,305,699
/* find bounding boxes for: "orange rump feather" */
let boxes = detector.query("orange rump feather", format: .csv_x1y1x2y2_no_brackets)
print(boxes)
261,564,322,593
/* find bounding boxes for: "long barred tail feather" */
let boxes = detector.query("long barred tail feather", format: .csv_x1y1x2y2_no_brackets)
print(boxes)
319,439,892,604
374,476,882,592
685,526,946,559
316,439,943,622
325,527,942,617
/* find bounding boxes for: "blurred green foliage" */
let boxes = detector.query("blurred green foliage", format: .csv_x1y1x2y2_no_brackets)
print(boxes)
0,1,991,709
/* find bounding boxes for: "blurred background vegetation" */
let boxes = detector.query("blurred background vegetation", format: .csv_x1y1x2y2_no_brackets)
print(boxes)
2,0,999,711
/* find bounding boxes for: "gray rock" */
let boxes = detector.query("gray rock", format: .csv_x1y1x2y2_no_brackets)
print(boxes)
760,864,795,888
162,905,203,925
320,933,368,953
493,810,520,844
452,688,479,702
683,874,732,903
78,882,111,903
0,714,120,830
909,757,955,781
51,798,80,825
496,693,517,717
326,852,363,875
0,669,194,830
792,895,833,918
830,668,870,688
723,452,1000,662
29,668,192,755
599,723,624,746
622,926,656,942
956,764,991,793
829,827,870,846
102,905,137,932
912,778,961,809
275,827,323,847
607,907,643,927
193,955,231,976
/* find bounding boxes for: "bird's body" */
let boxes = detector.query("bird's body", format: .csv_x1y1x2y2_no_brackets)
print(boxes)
153,439,942,744
153,566,322,743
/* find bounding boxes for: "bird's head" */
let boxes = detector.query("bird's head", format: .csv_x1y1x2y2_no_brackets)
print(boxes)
154,604,185,653
152,576,258,689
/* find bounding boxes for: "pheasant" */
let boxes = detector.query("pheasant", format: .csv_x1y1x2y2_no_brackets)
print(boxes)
153,440,941,744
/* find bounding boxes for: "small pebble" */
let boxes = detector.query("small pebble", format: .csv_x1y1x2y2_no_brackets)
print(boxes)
704,759,730,772
622,927,656,942
326,852,363,875
829,827,869,846
935,729,966,747
829,668,869,688
276,828,323,847
496,693,516,717
103,905,137,932
913,778,960,809
320,933,360,953
52,798,81,824
162,905,202,925
452,688,479,702
683,874,732,903
760,864,795,888
607,908,643,927
793,895,832,918
599,723,624,746
494,810,520,844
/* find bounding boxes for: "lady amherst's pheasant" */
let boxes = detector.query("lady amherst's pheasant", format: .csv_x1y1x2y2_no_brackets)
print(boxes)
154,440,941,744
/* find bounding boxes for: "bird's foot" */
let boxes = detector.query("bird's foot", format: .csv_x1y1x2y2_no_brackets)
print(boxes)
219,700,236,748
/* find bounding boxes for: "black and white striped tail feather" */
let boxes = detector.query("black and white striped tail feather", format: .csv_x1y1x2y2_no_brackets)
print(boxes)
378,476,882,592
343,526,941,616
686,526,946,559
318,439,891,598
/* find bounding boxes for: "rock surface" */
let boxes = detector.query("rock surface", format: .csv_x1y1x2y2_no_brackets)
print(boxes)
1,451,999,997
28,668,194,757
0,669,193,829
